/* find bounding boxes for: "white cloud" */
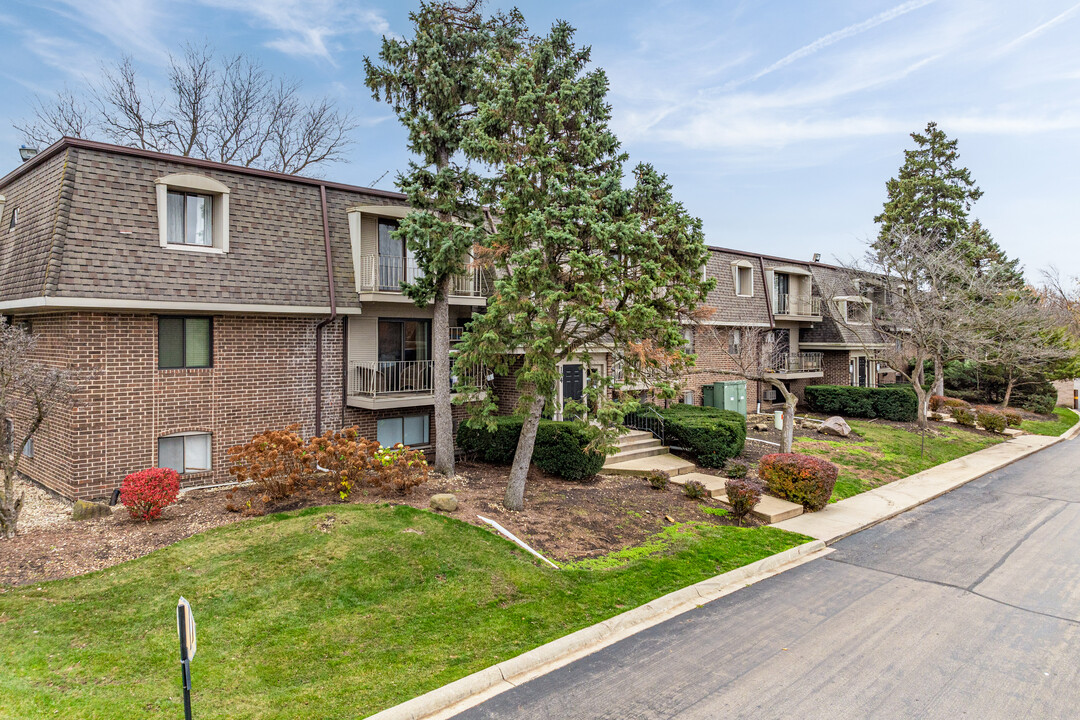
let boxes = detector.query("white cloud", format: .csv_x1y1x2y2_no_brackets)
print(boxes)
45,0,170,63
741,0,938,85
1001,1,1080,53
196,0,391,64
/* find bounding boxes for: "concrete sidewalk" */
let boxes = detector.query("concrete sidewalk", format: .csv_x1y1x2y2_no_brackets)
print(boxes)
774,425,1075,542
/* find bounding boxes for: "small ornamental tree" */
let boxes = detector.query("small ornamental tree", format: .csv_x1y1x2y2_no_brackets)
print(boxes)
120,468,181,521
364,2,527,477
1,320,77,538
455,22,712,510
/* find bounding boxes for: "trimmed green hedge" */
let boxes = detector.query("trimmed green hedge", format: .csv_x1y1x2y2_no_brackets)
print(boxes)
643,404,746,468
804,385,918,422
457,417,605,481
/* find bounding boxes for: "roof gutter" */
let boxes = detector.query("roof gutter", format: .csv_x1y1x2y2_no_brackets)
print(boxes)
315,184,337,436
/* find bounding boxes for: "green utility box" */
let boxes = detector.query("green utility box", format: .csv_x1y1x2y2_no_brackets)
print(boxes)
713,380,747,416
701,384,715,408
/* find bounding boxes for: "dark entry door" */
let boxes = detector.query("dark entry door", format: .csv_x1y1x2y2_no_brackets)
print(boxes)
562,364,584,404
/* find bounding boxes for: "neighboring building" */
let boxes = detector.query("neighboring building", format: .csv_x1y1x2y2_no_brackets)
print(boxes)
1054,379,1079,409
680,247,891,412
0,138,487,500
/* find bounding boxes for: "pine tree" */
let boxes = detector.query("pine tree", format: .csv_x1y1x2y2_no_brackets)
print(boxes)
875,121,983,248
455,22,711,511
959,219,1025,288
364,2,526,476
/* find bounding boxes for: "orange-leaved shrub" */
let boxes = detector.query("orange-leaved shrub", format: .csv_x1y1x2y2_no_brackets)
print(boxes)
307,427,429,498
120,467,181,521
724,478,761,525
943,397,970,410
758,453,839,512
929,395,948,412
227,425,314,501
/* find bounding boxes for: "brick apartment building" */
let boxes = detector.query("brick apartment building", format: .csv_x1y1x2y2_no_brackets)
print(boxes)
1,138,886,501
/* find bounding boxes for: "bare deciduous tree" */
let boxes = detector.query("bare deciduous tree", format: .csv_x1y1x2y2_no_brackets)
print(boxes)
692,325,802,453
15,43,355,175
822,231,991,429
1,321,78,539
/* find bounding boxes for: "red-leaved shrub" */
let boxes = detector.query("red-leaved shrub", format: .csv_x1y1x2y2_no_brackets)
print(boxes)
929,395,948,412
944,397,970,410
1003,409,1023,428
725,478,761,525
120,468,181,521
758,453,839,512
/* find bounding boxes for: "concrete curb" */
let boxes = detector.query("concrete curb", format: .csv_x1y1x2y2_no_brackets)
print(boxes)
1061,408,1080,441
366,539,828,720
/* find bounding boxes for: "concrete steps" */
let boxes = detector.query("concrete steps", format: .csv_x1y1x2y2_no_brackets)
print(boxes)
603,453,697,477
669,472,804,523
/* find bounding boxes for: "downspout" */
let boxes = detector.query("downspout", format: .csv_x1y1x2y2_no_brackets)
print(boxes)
758,256,774,413
315,184,337,436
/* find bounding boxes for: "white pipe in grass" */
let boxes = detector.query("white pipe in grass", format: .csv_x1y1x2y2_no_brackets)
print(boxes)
477,515,560,569
746,437,781,447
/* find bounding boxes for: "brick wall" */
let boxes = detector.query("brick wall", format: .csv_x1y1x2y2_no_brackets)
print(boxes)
679,326,760,408
18,312,348,500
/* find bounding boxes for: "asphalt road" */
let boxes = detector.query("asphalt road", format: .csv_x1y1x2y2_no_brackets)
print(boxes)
455,437,1080,720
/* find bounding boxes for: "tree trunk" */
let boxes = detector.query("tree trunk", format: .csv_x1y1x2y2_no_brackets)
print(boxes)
432,275,454,477
505,393,545,511
913,384,928,431
932,354,944,398
1001,377,1016,409
780,395,796,454
0,473,22,539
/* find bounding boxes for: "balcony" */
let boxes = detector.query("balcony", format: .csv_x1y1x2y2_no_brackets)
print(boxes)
346,359,487,410
357,255,487,302
772,294,822,319
765,351,824,378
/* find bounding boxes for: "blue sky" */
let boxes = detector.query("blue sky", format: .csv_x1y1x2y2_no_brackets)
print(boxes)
1,0,1077,279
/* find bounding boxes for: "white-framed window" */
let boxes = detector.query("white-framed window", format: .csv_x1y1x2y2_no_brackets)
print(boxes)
377,415,430,448
733,262,753,297
846,300,872,324
155,174,230,253
158,432,211,474
682,326,695,352
729,328,742,355
23,436,33,458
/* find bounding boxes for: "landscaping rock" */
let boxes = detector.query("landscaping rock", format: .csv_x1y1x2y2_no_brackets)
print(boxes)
754,423,770,432
818,416,851,437
71,500,111,521
429,493,459,513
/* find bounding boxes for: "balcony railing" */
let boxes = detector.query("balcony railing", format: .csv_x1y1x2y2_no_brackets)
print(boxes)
348,359,487,397
358,255,486,297
766,352,823,374
773,294,822,317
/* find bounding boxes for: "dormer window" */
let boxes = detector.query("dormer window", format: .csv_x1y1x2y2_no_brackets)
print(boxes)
846,300,872,324
167,191,213,246
156,174,230,253
732,260,754,297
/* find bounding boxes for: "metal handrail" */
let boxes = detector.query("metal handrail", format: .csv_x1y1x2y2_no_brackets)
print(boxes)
624,405,665,445
773,294,822,316
358,254,486,297
348,359,486,396
766,351,824,373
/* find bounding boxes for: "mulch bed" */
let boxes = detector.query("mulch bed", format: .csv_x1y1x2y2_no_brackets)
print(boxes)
1,464,748,588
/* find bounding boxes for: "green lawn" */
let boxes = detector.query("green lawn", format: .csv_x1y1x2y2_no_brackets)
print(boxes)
0,504,809,719
1020,407,1079,437
794,420,1004,502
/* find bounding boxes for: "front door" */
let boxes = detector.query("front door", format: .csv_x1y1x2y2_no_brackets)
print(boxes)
562,364,584,419
852,355,869,387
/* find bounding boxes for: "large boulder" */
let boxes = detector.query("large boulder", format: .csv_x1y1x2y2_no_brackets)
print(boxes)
430,493,459,513
71,499,111,521
818,416,851,437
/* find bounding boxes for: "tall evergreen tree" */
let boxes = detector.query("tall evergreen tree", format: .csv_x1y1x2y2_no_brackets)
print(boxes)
364,2,526,476
875,122,986,396
456,22,711,511
874,121,982,248
960,219,1025,288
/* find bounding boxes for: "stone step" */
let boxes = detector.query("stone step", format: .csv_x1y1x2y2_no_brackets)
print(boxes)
669,472,804,524
612,436,664,452
602,453,696,477
605,445,670,463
